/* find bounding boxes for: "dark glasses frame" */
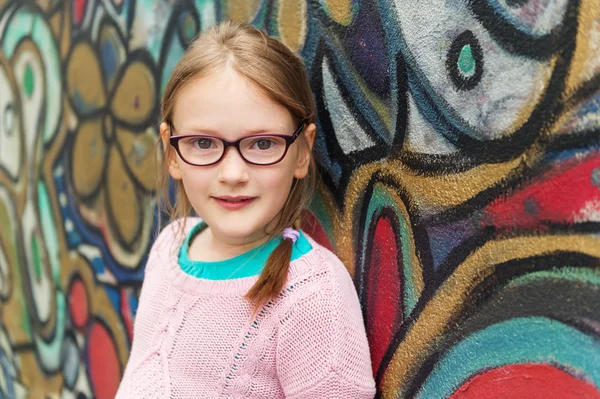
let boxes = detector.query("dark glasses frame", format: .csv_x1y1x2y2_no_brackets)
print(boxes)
168,121,307,166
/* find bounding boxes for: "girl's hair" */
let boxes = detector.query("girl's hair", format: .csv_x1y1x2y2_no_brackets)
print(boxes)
158,20,317,310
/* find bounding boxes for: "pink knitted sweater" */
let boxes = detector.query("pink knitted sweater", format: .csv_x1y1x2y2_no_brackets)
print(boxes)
116,219,376,398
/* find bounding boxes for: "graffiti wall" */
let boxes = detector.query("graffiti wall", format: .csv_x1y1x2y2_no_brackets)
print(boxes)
0,0,598,397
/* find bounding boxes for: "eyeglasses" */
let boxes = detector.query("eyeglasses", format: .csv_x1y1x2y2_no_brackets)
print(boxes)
168,122,306,166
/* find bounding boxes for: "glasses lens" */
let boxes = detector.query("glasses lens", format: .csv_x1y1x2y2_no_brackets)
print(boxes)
240,136,287,164
178,136,224,165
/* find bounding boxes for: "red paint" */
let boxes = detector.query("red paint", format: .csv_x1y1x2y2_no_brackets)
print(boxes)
450,363,600,399
484,153,600,230
87,322,121,399
365,215,402,376
69,277,89,330
120,288,134,341
212,197,256,211
300,210,333,251
73,0,87,25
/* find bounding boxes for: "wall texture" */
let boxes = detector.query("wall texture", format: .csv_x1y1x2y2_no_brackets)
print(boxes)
0,0,599,398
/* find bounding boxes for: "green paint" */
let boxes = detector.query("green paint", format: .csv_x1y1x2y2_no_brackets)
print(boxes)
3,10,61,143
32,235,42,281
24,63,35,97
38,181,61,285
197,0,217,30
33,292,66,370
22,296,31,337
507,267,600,287
183,14,197,41
364,184,419,316
416,317,600,398
458,44,475,76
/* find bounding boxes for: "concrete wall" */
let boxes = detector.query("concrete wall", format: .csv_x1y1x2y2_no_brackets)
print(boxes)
0,0,598,397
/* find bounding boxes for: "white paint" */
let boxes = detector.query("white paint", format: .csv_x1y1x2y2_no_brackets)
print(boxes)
392,0,552,140
0,63,21,178
322,58,376,154
404,94,458,154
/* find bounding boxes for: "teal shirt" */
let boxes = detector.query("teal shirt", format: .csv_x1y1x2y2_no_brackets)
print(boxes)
178,221,313,280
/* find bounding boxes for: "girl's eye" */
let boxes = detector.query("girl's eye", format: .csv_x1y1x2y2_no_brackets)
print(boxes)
193,138,215,149
253,139,275,150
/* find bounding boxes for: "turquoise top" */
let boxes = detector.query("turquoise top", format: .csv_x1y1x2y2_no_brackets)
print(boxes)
178,221,313,280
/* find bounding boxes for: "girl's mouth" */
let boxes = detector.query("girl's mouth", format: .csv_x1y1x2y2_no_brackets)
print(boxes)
212,196,256,210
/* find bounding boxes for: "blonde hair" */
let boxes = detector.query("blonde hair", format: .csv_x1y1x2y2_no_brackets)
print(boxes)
158,20,317,311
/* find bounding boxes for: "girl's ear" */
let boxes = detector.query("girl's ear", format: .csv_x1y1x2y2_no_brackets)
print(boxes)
160,122,183,180
294,123,316,179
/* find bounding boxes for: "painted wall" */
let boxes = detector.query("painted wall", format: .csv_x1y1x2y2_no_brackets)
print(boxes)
0,0,599,397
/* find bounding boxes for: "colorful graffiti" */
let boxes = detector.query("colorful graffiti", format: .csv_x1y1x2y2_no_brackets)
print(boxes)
0,0,598,398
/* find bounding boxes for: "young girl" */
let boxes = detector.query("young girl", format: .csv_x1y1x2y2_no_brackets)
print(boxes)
116,20,375,399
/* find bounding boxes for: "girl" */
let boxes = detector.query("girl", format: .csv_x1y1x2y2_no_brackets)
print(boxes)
116,20,375,399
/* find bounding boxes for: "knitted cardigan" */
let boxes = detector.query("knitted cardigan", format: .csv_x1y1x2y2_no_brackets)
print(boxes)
115,218,376,398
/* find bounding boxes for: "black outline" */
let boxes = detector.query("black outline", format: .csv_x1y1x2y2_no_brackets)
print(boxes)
446,30,484,91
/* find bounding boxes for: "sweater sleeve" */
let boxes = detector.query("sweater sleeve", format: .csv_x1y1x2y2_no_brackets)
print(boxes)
276,250,376,399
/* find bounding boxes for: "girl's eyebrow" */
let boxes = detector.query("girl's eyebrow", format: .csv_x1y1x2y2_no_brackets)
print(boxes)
180,126,288,136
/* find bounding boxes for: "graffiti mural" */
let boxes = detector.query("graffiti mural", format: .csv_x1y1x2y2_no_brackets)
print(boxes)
0,0,598,397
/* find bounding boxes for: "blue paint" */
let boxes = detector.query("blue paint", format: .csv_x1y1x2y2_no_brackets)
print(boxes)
577,93,600,117
426,220,476,269
407,69,464,144
342,1,390,98
128,290,139,318
541,147,599,165
72,91,92,115
60,145,146,282
101,38,118,85
104,285,121,314
320,34,391,142
62,336,79,387
91,257,105,274
0,352,15,399
416,317,600,398
53,164,83,248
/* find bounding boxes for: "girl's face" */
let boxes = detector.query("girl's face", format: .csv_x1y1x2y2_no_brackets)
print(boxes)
161,68,315,247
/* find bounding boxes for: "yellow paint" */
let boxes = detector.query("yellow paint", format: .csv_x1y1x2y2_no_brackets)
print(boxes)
48,10,62,40
18,351,63,397
60,0,71,60
278,0,307,52
110,62,156,125
564,0,600,95
115,126,158,192
227,0,262,22
321,0,355,26
386,158,522,209
72,118,107,198
67,43,106,112
106,149,140,246
381,233,600,397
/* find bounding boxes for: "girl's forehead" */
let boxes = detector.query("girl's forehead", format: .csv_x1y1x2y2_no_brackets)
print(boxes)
172,70,294,134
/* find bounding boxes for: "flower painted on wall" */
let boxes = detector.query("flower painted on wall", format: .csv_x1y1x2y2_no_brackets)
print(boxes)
66,19,158,268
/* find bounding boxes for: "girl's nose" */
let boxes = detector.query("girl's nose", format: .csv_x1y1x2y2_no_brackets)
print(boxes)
216,147,250,185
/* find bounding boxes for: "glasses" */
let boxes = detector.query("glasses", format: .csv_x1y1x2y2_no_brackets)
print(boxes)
169,122,306,166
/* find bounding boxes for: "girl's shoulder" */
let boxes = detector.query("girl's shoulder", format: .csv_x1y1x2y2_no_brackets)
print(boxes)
154,216,200,249
146,217,201,270
285,234,356,301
